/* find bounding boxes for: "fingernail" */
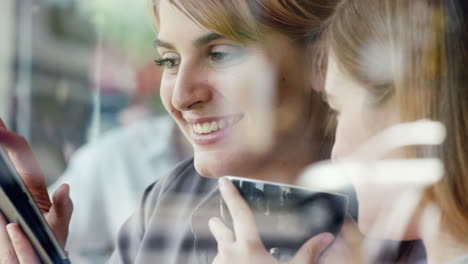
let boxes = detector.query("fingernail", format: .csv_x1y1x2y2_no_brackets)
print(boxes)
208,218,216,229
6,223,19,240
218,177,229,190
61,185,72,206
320,232,334,246
63,184,70,198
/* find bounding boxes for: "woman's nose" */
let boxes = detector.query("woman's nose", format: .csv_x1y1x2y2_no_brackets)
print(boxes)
172,63,212,111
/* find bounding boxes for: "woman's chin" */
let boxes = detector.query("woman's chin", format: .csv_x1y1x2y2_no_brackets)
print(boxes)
193,150,256,178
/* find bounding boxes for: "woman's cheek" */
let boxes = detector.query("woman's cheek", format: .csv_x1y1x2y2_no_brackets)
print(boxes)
332,115,358,160
159,80,174,113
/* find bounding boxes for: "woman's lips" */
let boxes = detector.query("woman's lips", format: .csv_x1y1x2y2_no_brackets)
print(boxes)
189,114,243,145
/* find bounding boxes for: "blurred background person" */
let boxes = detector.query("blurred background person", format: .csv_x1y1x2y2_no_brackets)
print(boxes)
48,61,192,263
1,0,166,183
45,3,192,263
49,118,191,264
1,0,192,263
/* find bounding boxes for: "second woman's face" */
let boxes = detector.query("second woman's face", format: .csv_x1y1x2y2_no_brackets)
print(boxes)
325,55,406,236
325,55,399,160
156,1,314,178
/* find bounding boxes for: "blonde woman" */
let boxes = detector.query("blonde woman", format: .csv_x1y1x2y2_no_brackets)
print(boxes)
0,0,349,263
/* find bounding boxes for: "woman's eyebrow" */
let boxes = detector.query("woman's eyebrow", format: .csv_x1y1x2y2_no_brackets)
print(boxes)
153,33,224,50
153,38,174,49
194,32,224,47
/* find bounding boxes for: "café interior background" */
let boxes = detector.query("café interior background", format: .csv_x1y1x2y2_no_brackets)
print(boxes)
0,0,163,184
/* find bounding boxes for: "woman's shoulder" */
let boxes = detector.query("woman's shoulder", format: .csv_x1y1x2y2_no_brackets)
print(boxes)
162,156,217,193
141,156,217,212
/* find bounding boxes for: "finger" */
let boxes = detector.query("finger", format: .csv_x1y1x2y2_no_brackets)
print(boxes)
0,129,51,213
218,177,260,242
209,217,235,245
318,234,349,264
6,224,40,264
329,218,364,263
0,119,6,129
46,184,73,248
0,213,19,264
340,218,363,244
289,232,334,264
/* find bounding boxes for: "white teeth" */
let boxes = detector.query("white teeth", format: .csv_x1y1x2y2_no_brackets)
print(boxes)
210,122,218,132
193,117,235,134
219,119,226,129
202,123,210,133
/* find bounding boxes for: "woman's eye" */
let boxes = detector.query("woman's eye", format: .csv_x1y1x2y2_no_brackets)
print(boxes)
154,52,180,72
207,45,245,66
208,52,234,62
154,58,178,69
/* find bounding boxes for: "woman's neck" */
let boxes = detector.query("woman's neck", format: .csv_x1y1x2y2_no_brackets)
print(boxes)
419,205,468,264
248,145,323,185
251,161,305,185
241,123,329,184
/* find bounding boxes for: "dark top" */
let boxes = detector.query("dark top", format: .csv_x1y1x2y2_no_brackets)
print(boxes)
106,157,360,264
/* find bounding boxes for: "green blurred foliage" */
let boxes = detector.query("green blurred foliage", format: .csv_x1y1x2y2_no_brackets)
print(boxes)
47,0,158,63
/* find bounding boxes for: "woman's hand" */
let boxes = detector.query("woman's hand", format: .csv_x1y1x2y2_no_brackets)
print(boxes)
0,120,73,263
209,177,334,264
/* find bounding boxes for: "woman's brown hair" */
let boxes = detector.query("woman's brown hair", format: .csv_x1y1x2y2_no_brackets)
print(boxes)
150,0,340,160
151,0,338,44
327,0,468,242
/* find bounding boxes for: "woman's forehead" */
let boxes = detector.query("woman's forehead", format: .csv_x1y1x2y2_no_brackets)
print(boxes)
157,1,213,46
156,0,262,43
158,1,205,32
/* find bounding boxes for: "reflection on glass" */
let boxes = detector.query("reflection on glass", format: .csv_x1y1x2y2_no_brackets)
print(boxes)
1,0,467,263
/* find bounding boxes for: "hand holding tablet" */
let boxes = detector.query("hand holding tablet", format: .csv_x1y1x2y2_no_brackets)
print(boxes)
0,120,72,264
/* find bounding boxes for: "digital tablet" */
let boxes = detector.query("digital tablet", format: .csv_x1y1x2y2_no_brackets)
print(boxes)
0,145,71,264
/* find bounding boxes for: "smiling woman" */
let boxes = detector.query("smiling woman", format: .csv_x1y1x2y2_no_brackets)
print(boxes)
0,0,352,264
105,0,343,263
151,0,336,180
103,0,344,262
